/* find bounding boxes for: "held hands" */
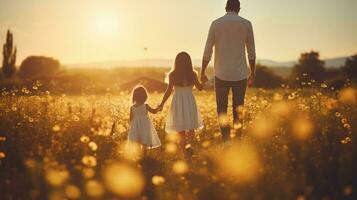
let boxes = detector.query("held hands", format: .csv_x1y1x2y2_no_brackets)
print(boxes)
156,104,163,112
200,72,209,83
248,72,255,87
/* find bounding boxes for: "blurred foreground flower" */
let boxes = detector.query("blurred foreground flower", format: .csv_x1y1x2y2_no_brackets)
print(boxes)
88,141,98,151
216,142,260,182
292,115,313,140
172,160,189,175
152,175,165,186
52,125,61,132
250,115,276,139
103,163,144,198
64,184,81,199
165,143,178,154
271,102,291,117
45,169,69,187
81,155,97,167
166,133,180,142
85,180,104,198
0,152,6,159
82,168,95,179
339,87,357,104
118,142,143,160
80,136,90,143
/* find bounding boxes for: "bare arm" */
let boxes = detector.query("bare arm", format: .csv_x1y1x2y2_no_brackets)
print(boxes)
146,104,159,114
201,22,215,82
202,22,215,64
129,107,133,122
246,22,256,72
249,59,256,76
246,21,256,86
159,81,174,107
194,74,203,91
201,60,210,82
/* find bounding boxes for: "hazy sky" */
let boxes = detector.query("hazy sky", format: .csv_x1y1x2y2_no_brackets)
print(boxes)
1,0,357,64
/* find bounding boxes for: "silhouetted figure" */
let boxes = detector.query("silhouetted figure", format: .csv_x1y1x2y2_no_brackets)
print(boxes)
201,0,256,141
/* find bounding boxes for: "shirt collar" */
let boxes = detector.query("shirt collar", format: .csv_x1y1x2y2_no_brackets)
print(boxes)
226,12,238,16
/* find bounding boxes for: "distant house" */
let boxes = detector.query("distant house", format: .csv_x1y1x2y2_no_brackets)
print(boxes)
120,76,167,92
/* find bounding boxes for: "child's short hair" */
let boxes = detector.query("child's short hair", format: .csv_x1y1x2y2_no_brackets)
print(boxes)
132,85,148,104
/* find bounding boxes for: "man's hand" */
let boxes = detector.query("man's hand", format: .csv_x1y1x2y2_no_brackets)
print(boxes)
201,73,209,83
248,59,256,87
201,60,210,83
248,73,255,87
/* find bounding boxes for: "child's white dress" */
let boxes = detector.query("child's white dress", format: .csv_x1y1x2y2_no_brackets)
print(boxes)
128,104,161,148
165,85,203,133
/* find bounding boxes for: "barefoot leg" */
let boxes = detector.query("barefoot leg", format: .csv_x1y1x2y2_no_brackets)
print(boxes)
178,131,186,150
187,130,195,146
142,144,148,157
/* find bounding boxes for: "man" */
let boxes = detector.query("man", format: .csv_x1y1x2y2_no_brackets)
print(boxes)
201,0,256,142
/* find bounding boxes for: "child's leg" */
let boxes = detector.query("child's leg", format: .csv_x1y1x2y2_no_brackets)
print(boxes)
187,130,195,146
178,131,186,150
142,144,148,157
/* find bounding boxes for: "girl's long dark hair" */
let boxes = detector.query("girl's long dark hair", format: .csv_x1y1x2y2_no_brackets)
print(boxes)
168,52,197,86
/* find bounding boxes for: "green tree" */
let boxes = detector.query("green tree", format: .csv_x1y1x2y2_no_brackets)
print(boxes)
253,65,284,89
344,54,357,81
291,51,325,86
2,30,17,78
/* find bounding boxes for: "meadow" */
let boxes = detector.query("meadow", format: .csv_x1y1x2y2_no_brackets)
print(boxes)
0,83,356,200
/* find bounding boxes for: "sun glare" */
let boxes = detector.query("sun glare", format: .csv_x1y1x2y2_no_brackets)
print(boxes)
93,12,119,35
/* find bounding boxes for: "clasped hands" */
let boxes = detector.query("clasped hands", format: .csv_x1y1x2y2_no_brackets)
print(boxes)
155,104,164,112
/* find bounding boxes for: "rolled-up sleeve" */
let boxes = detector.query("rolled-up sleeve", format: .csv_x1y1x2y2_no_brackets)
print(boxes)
203,22,215,62
246,21,256,60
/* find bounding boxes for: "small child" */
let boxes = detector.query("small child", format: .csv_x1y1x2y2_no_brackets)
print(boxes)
158,52,204,151
128,86,161,155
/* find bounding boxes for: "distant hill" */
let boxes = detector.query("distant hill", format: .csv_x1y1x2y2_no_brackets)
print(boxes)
323,57,348,68
66,56,348,69
258,57,348,68
258,59,295,67
120,76,167,92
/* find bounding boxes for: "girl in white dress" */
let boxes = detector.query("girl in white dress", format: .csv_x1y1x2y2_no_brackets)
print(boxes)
128,86,161,155
158,52,204,150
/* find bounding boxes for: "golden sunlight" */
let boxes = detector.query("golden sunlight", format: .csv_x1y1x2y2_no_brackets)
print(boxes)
92,11,120,35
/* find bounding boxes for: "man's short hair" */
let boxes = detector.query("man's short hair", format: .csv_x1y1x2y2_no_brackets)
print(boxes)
226,0,240,11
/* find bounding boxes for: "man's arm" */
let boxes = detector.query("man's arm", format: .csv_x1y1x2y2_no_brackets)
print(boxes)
246,21,256,86
201,22,215,82
248,59,256,86
201,60,209,83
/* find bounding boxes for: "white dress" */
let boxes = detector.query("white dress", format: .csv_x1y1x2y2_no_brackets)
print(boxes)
165,86,203,133
128,104,161,148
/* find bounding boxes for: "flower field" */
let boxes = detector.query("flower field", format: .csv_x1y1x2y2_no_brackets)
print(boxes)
0,86,356,200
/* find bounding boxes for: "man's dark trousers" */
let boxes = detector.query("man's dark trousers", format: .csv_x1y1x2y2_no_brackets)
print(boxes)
214,77,247,141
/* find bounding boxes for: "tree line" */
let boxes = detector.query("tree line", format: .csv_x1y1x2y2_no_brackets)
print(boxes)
1,30,60,80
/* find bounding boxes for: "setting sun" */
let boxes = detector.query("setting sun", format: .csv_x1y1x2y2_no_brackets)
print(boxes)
92,11,120,35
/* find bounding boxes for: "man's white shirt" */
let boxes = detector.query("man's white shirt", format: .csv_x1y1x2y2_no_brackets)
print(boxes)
203,12,256,81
